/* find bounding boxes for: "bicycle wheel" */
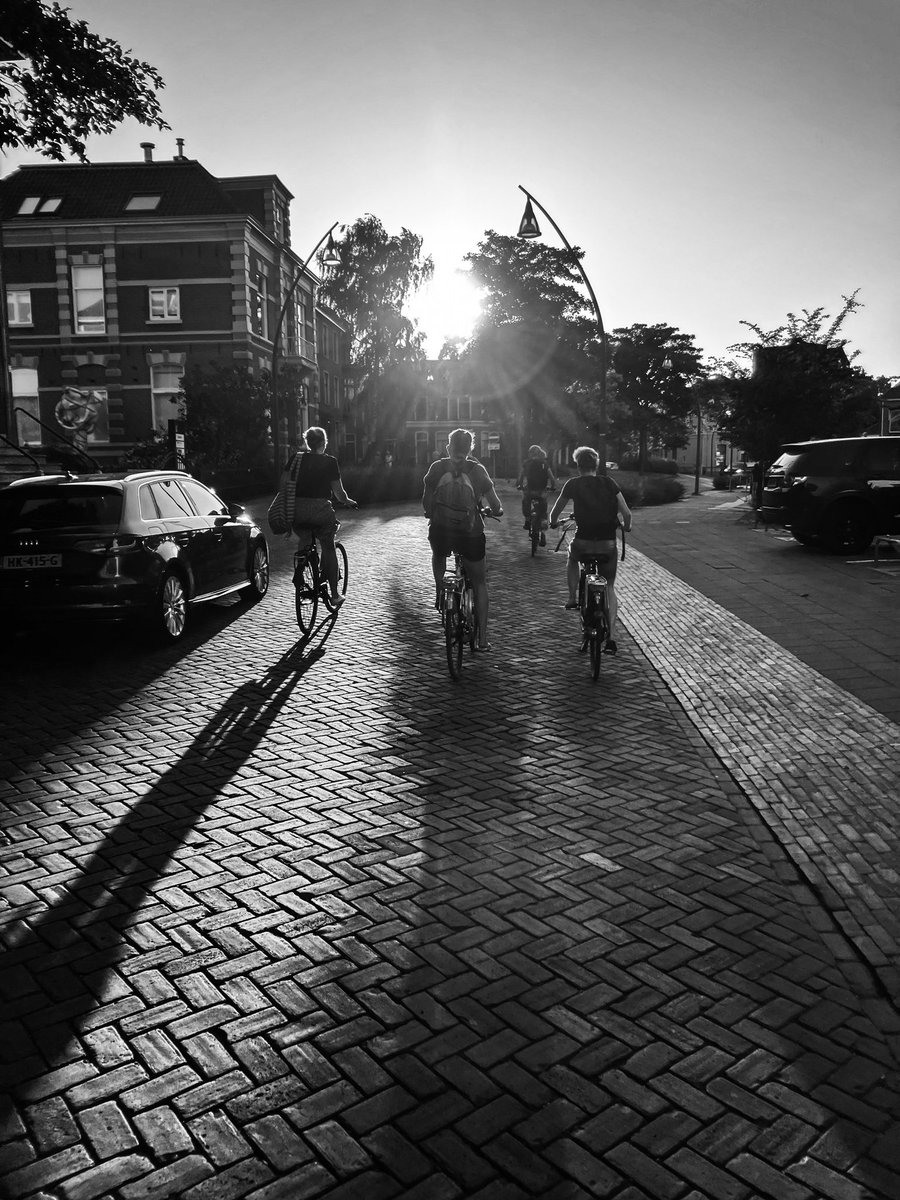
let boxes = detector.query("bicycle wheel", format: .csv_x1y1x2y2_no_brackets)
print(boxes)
294,552,319,635
445,592,463,680
464,584,477,653
530,515,540,556
323,542,349,612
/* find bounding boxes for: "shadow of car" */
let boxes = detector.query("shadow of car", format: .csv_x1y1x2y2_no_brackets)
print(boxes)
0,470,269,643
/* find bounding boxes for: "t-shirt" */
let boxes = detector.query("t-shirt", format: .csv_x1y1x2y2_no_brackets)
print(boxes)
423,456,492,533
561,474,621,540
523,460,551,491
294,452,340,500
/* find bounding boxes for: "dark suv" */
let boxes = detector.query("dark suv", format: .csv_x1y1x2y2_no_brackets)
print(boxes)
760,436,900,553
0,470,269,642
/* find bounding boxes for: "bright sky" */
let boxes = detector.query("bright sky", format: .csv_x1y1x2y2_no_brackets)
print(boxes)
4,0,898,376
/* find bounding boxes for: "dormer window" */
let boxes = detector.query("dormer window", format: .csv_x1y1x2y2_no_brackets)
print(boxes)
17,196,62,215
125,194,161,211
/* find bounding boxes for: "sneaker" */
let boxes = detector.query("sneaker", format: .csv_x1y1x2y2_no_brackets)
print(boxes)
605,638,617,655
564,600,579,610
523,522,530,530
330,594,345,609
476,642,492,652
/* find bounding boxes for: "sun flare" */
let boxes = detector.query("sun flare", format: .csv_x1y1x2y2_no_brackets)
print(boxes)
409,267,484,353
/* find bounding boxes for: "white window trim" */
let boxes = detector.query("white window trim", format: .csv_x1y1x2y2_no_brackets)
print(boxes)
7,290,32,326
148,286,181,323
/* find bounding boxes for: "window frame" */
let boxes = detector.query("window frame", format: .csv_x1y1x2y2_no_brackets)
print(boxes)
11,367,41,445
148,286,181,323
71,264,106,335
7,290,33,326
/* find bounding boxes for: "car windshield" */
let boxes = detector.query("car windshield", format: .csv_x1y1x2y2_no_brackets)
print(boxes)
0,486,123,534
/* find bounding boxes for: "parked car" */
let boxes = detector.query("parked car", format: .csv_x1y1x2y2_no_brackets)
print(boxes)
0,470,269,642
760,436,900,553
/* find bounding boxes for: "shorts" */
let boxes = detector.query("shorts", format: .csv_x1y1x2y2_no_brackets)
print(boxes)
429,528,486,562
570,537,618,583
292,498,338,547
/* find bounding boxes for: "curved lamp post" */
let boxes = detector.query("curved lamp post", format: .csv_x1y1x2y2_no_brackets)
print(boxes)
271,224,342,478
516,185,609,471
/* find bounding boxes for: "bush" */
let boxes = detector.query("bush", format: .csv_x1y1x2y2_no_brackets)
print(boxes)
611,470,684,507
618,455,679,475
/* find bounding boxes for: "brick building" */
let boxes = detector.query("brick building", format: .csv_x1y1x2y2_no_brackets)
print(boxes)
0,143,350,478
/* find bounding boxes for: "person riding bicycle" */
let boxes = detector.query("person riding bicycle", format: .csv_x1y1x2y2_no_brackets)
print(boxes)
282,426,357,608
516,445,557,545
423,428,503,651
549,446,632,654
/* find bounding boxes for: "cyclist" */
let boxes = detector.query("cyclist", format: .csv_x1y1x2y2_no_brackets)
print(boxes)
423,428,503,651
283,426,357,607
516,444,557,546
549,446,632,654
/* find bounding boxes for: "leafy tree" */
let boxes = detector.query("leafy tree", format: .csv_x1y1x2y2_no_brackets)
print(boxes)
180,365,271,478
459,232,600,453
0,0,168,160
609,324,705,472
319,214,433,446
721,292,879,461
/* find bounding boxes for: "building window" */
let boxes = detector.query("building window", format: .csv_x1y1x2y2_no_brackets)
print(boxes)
72,265,105,334
149,286,180,322
7,290,32,325
17,196,62,215
12,368,40,445
151,365,183,430
249,268,267,338
125,194,161,211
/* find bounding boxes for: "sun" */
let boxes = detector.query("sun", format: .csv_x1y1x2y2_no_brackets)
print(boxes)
409,267,484,355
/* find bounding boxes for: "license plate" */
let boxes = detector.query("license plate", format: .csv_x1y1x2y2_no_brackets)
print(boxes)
2,553,62,569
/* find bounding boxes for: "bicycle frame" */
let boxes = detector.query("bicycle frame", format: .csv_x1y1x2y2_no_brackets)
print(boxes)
293,527,348,637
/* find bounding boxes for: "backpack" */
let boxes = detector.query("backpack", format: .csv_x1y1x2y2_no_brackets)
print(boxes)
574,475,620,537
524,460,550,491
431,462,478,533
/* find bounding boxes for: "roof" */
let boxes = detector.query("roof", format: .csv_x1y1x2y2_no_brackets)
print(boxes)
0,160,246,222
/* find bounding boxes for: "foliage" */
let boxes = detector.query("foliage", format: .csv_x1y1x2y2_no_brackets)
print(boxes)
0,0,168,160
616,455,679,475
720,292,879,461
458,231,600,452
319,214,433,438
122,428,172,471
608,324,705,472
179,365,272,478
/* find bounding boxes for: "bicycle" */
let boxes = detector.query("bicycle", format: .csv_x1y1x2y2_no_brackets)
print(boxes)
554,517,618,681
293,520,349,637
517,487,553,555
438,510,498,680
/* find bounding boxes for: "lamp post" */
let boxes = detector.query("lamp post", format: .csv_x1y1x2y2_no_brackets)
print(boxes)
516,185,609,472
270,224,341,479
694,397,703,496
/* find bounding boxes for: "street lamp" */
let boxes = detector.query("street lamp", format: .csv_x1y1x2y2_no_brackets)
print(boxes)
516,185,609,472
270,224,342,479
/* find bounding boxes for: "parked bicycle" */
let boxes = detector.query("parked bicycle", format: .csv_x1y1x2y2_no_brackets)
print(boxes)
438,510,498,680
293,520,349,637
554,517,614,681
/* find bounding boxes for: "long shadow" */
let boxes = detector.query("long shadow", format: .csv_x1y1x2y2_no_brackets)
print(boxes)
355,565,900,1198
0,635,327,1113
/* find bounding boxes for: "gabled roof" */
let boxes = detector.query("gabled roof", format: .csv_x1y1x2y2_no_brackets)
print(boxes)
0,160,246,222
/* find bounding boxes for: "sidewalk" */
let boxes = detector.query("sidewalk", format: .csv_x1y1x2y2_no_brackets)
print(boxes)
1,495,898,1199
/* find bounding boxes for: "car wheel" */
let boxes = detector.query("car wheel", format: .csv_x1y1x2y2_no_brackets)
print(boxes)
823,504,875,555
155,570,188,642
243,542,269,603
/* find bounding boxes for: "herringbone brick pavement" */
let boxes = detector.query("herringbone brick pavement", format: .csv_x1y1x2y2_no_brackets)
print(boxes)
1,496,898,1199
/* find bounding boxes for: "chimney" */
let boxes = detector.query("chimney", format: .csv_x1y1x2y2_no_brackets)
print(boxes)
174,137,186,161
140,142,155,163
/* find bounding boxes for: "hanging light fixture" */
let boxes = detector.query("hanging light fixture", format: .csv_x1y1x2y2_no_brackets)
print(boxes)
322,232,342,268
517,197,541,239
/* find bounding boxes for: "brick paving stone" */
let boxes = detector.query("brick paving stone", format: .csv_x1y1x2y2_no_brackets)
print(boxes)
2,501,900,1199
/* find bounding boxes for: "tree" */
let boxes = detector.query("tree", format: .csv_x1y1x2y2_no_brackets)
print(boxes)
609,324,705,472
1,0,168,161
459,232,599,452
180,365,271,479
319,215,433,447
721,292,879,461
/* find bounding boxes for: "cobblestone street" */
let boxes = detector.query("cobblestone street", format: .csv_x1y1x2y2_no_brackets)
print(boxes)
1,490,899,1200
